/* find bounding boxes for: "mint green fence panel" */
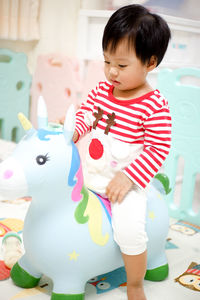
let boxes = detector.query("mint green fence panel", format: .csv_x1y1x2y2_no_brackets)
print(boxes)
157,68,200,225
0,49,31,142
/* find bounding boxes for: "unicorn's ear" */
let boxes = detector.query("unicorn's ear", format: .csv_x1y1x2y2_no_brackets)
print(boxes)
64,105,76,143
37,95,48,128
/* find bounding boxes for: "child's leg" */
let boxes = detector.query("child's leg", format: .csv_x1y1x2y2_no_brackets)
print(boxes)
111,189,148,300
122,251,147,300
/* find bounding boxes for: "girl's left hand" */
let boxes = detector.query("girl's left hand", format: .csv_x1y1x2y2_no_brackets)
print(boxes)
106,171,137,203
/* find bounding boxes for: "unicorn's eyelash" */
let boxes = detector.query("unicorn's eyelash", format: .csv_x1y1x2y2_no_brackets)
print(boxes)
36,153,50,165
45,153,50,161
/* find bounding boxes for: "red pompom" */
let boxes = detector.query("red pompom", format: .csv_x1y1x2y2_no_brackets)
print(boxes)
89,139,104,160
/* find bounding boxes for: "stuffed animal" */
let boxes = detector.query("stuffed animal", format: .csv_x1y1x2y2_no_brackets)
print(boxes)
2,232,23,269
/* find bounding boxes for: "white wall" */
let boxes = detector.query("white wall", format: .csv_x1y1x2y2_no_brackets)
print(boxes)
0,0,81,73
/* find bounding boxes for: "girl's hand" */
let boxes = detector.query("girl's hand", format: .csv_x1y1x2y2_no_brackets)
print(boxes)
106,171,137,203
72,130,79,143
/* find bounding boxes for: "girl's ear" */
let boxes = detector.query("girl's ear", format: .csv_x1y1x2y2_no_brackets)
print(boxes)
147,55,157,72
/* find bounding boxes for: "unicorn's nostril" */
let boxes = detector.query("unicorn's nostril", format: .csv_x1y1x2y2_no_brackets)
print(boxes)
3,170,13,179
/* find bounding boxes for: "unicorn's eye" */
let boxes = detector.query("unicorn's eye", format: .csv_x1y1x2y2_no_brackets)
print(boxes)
36,154,49,165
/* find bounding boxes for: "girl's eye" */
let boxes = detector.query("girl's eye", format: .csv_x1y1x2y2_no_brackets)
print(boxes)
104,61,110,65
118,64,127,68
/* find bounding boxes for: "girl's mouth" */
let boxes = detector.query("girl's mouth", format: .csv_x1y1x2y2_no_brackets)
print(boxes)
111,79,120,85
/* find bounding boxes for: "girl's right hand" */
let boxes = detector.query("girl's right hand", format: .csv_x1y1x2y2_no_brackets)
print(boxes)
72,130,79,143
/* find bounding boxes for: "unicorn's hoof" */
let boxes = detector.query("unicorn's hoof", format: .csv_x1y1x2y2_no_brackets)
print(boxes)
145,263,169,281
51,292,85,300
11,262,40,288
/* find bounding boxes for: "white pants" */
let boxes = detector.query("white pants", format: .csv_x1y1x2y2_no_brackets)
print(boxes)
83,129,148,255
111,188,148,255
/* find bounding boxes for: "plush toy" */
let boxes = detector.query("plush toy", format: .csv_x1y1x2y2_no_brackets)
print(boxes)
1,232,23,269
0,97,170,300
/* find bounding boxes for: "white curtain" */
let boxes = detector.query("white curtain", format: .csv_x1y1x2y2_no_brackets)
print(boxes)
0,0,40,41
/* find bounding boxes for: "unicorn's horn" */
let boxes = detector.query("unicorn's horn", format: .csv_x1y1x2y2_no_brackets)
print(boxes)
37,95,48,128
18,113,33,131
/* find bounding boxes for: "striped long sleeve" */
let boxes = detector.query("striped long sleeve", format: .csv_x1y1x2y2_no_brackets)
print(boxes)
123,102,172,189
75,81,171,189
75,85,98,137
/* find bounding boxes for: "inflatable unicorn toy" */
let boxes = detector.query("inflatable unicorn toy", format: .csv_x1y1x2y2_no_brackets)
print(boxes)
0,97,171,300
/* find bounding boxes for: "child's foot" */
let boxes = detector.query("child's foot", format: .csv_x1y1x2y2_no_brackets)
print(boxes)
127,286,147,300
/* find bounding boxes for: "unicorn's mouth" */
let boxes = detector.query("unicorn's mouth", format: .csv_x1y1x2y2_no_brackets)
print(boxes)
0,157,28,200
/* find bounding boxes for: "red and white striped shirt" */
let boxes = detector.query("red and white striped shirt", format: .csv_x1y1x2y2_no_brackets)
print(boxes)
75,81,171,189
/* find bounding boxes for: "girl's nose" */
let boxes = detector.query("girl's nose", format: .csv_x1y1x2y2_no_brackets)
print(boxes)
109,67,118,77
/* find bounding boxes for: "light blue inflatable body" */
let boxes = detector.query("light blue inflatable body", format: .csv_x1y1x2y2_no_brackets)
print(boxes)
0,97,170,300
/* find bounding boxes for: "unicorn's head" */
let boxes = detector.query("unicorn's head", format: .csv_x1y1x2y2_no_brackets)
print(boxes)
0,96,81,203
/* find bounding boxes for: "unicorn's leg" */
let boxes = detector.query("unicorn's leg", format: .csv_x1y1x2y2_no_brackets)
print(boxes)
51,277,85,300
145,250,169,281
11,254,42,288
51,292,84,300
145,263,169,281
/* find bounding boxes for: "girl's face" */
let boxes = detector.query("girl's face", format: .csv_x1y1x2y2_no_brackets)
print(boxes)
103,39,156,99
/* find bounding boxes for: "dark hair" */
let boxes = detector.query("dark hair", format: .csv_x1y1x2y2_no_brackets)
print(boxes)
102,4,171,66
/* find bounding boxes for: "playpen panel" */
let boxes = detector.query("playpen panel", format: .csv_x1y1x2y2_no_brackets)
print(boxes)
30,54,82,128
157,68,200,225
0,49,31,142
